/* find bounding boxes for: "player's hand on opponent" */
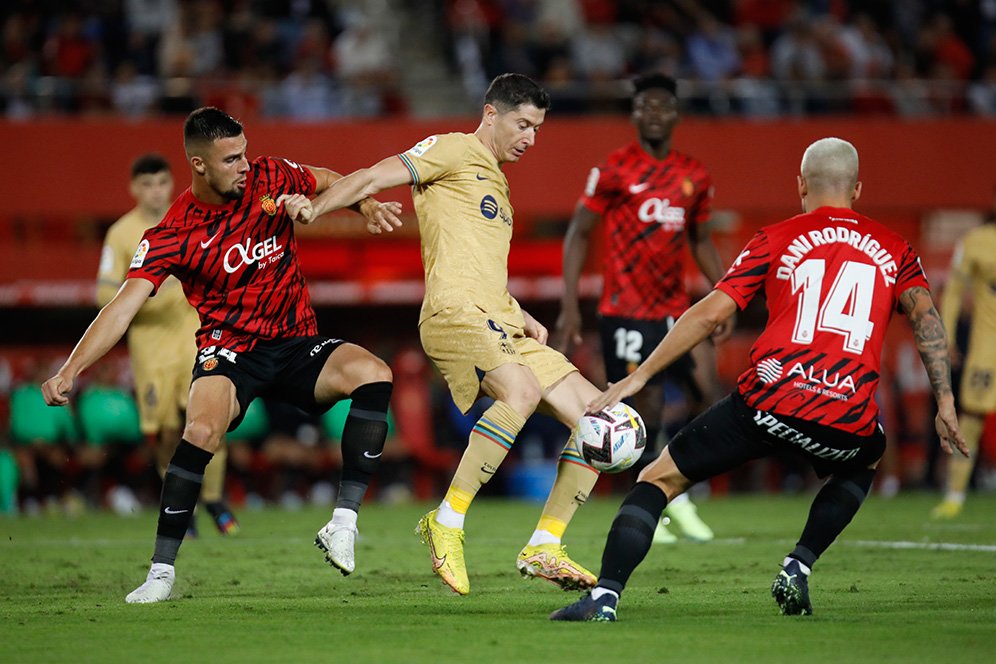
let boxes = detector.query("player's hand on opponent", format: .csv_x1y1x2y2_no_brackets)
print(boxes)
360,199,403,235
935,397,969,457
523,310,548,345
711,312,735,343
276,193,314,223
586,374,646,414
41,373,73,407
553,305,583,353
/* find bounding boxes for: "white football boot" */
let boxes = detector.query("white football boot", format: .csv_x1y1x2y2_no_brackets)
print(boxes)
125,563,175,604
315,520,358,576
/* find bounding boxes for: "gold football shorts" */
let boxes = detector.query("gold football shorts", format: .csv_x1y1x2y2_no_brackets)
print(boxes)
419,303,577,413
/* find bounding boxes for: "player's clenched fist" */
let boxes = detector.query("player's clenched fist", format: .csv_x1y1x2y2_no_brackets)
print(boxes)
276,193,314,223
41,373,73,406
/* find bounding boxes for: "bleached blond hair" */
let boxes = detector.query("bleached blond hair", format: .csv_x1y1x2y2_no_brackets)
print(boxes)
800,137,859,194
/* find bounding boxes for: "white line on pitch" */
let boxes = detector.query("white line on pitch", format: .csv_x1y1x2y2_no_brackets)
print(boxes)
846,540,996,553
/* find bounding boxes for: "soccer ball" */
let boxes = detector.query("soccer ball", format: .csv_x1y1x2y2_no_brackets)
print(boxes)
577,402,647,473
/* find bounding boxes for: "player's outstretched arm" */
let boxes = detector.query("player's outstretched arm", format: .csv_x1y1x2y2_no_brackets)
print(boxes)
898,285,968,457
587,289,737,413
554,203,599,352
290,166,403,232
42,278,153,406
690,231,735,342
309,156,412,233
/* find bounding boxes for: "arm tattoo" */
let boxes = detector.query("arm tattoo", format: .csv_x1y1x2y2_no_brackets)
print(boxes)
899,286,953,399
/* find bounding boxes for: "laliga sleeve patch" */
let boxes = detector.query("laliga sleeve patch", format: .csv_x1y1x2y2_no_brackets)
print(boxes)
130,239,150,268
407,135,438,157
99,245,115,275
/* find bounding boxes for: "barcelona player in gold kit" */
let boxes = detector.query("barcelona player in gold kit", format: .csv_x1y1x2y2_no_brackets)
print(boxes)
98,154,238,535
932,207,996,518
309,74,630,595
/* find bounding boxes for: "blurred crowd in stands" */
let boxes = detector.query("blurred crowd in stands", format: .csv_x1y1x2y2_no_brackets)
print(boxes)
2,0,996,120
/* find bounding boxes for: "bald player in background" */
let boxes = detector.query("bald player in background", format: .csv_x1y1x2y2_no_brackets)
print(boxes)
98,153,238,535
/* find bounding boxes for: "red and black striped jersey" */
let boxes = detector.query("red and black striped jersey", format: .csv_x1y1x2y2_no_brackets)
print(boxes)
127,156,318,353
716,206,930,435
580,141,713,320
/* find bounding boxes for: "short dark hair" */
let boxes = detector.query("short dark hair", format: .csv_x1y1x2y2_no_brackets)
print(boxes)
131,153,171,178
484,73,551,113
183,107,243,151
632,73,678,98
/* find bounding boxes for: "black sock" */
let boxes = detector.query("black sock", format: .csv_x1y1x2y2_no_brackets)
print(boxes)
152,440,213,565
598,482,670,595
790,467,876,569
337,381,392,512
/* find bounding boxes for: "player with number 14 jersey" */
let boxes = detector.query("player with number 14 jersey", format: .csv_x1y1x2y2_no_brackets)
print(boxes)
718,206,929,435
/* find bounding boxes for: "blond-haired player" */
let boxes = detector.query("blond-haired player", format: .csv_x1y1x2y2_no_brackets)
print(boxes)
305,73,638,596
98,153,238,535
932,206,996,518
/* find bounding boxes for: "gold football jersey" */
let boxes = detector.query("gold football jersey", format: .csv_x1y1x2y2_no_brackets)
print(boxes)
398,133,524,326
942,223,996,353
98,208,199,373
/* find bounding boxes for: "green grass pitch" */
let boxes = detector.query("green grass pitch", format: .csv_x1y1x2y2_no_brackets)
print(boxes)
2,493,994,663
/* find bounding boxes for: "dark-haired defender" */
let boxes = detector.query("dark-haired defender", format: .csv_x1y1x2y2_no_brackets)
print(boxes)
554,73,725,543
43,107,403,603
307,73,631,595
98,154,238,536
550,137,967,621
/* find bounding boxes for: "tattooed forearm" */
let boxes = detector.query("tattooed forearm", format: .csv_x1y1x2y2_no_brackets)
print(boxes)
899,286,953,399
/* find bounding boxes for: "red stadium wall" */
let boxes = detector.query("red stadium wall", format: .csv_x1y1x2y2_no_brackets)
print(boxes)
0,117,993,297
1,117,994,217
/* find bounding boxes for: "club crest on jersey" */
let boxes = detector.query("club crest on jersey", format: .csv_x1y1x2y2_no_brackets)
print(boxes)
260,194,277,216
681,178,694,197
202,358,218,371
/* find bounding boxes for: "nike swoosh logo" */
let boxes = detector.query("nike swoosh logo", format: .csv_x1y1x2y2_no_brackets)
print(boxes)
628,182,651,194
200,234,218,249
428,538,447,570
480,465,496,475
163,507,189,515
363,451,382,459
475,174,488,181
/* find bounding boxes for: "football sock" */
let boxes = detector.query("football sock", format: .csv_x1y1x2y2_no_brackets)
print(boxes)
153,440,212,565
527,515,566,546
597,482,669,595
438,400,525,529
790,467,876,569
337,381,393,512
944,413,983,502
529,430,599,539
200,444,228,503
591,587,619,602
331,507,358,528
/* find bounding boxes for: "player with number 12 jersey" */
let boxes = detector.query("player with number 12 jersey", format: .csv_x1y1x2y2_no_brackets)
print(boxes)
718,206,929,436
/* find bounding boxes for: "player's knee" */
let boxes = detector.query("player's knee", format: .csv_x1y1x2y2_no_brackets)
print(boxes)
637,453,692,500
182,420,224,453
365,357,393,385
